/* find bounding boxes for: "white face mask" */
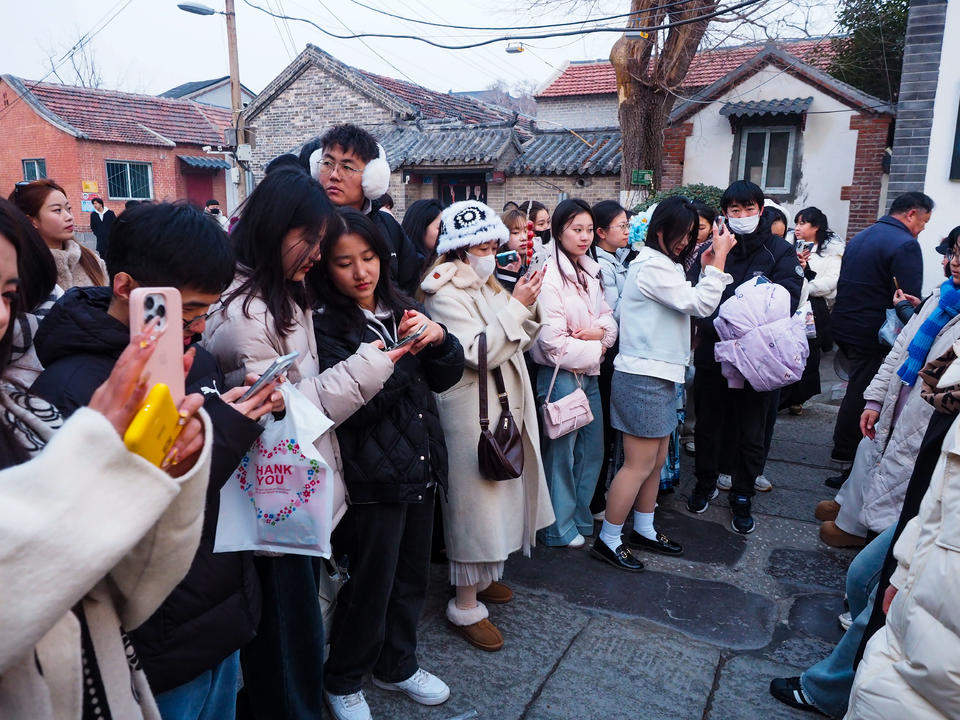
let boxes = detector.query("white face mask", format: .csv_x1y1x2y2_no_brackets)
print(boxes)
466,252,496,282
727,215,760,235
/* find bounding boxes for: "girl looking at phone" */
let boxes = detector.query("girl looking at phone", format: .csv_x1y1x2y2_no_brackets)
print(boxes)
203,166,400,720
310,207,463,717
495,208,530,291
594,197,734,571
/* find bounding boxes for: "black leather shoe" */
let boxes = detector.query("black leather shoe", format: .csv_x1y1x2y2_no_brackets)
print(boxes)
825,466,851,489
626,530,684,556
589,539,644,572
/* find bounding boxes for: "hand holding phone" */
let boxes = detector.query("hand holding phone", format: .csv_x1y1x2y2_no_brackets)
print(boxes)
239,352,299,401
387,324,427,351
526,252,548,276
129,288,185,405
495,250,520,268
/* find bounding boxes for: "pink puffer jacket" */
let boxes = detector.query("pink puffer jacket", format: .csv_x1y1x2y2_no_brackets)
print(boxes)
713,277,809,392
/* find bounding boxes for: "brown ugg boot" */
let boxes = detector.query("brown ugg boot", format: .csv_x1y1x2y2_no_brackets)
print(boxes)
477,581,513,605
819,520,867,548
446,599,504,652
815,500,841,522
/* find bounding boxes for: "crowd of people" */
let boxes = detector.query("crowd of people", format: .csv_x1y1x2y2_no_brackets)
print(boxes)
0,120,955,720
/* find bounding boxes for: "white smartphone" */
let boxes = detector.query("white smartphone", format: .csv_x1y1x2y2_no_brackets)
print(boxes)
526,252,548,276
239,351,299,401
387,324,427,351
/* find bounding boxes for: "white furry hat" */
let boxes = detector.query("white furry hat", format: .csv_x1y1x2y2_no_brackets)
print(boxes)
436,200,509,255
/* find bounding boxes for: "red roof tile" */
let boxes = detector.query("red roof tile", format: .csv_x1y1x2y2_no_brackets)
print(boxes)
357,71,512,125
536,38,836,98
21,79,233,147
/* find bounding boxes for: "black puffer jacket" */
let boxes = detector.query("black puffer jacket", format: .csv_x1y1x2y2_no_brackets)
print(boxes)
688,224,803,368
314,305,464,504
31,286,263,692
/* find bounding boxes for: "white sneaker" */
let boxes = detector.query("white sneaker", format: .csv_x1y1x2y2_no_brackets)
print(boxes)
717,474,732,491
755,475,772,492
325,690,373,720
838,611,853,631
567,533,586,549
373,668,450,706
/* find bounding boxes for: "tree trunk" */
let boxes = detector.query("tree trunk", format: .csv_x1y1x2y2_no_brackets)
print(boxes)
610,0,718,199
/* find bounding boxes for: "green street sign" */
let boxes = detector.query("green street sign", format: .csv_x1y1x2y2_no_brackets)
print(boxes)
632,169,653,186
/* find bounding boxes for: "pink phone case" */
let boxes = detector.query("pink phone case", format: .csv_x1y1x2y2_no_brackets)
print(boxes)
129,287,185,406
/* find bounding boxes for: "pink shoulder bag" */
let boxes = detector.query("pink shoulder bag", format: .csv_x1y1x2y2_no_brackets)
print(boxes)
541,360,594,439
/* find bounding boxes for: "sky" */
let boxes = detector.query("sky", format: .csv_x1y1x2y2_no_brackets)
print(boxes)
1,0,839,99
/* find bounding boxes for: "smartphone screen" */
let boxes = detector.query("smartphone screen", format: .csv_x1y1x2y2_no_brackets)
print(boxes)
240,352,299,401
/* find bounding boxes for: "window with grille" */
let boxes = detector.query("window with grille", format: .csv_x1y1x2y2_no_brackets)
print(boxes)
106,161,153,200
737,126,798,195
22,159,46,182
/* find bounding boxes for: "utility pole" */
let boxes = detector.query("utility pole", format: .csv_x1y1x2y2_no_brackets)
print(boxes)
224,0,247,202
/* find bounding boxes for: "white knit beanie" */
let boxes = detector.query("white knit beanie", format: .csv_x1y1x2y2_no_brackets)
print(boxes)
436,200,509,256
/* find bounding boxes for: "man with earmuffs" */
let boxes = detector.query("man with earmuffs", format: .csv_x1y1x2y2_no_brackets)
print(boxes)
300,124,424,295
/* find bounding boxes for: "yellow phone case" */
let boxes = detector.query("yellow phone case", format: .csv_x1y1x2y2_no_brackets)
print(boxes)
123,383,182,467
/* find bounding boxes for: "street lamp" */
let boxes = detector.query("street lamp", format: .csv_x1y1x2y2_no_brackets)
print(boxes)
178,0,248,202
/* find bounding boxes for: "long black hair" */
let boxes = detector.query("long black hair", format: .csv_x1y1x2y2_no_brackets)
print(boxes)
309,207,414,336
589,200,626,260
551,198,594,289
645,196,699,265
401,198,443,272
0,199,56,313
227,166,344,338
794,206,836,255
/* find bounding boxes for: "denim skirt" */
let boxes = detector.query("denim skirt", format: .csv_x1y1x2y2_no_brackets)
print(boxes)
610,371,678,438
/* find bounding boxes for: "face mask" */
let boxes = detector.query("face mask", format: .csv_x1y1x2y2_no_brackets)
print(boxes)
466,252,496,283
535,229,551,245
727,215,760,235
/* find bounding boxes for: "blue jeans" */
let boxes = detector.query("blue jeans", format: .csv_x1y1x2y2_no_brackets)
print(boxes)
156,651,241,720
659,384,685,491
537,369,604,546
800,525,895,718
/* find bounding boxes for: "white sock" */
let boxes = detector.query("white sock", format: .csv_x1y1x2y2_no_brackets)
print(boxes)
599,519,623,552
633,511,657,541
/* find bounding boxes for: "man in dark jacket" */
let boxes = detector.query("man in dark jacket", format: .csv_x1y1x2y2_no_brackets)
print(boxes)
828,192,931,485
89,197,116,257
686,181,803,534
31,203,281,717
299,124,425,295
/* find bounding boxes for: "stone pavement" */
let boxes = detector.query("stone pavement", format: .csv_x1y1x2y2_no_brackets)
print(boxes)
364,359,856,719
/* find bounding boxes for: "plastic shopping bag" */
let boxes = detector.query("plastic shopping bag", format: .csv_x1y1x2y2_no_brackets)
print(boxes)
878,308,904,348
214,383,336,558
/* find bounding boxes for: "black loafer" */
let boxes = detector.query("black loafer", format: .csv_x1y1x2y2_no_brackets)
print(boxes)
589,539,644,572
626,530,684,556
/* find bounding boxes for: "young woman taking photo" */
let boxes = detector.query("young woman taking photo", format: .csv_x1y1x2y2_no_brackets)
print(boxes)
310,207,463,718
593,197,735,570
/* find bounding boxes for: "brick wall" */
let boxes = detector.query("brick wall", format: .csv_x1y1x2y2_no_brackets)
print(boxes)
502,175,621,211
887,0,948,202
246,64,396,178
840,114,893,239
663,123,694,190
536,95,619,130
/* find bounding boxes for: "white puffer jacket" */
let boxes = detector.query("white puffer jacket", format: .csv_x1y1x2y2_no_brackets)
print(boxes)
805,237,843,306
852,288,960,532
845,412,960,720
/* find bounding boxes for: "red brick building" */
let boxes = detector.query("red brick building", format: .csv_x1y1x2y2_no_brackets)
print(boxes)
0,75,233,233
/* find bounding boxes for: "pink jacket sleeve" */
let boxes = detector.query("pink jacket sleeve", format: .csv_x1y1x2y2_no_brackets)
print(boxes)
534,274,602,373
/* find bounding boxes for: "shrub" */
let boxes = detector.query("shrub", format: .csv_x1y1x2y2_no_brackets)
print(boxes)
635,183,724,212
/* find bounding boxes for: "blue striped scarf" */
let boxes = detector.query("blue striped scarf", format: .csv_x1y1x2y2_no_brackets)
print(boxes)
898,279,960,386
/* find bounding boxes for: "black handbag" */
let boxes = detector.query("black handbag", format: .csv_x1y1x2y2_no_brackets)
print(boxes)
476,332,524,481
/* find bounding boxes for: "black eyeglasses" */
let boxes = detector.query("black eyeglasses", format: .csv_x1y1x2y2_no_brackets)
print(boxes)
182,309,216,331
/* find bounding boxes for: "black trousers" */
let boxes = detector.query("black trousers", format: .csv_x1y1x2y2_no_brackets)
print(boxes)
694,363,771,500
238,555,327,720
832,341,889,462
591,351,618,512
324,492,435,695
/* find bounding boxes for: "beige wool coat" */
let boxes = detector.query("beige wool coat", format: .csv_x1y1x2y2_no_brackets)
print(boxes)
203,275,396,525
422,260,554,564
51,239,107,291
0,408,214,720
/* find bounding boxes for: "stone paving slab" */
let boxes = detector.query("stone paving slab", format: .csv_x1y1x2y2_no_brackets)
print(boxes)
522,615,720,720
705,656,816,720
766,548,851,593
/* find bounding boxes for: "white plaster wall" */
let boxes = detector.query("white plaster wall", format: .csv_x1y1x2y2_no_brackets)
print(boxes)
681,64,859,239
191,82,256,110
536,95,620,130
918,0,960,292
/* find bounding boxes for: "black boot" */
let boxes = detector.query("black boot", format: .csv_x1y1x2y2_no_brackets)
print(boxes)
825,464,852,490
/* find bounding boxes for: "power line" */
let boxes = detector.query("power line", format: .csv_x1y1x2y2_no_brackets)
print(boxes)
344,0,698,32
242,0,768,50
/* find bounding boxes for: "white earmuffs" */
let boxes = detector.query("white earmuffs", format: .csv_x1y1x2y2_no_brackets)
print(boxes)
309,142,390,201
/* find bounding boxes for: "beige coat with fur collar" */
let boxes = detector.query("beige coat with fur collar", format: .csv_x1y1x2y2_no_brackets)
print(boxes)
421,260,554,563
51,239,107,291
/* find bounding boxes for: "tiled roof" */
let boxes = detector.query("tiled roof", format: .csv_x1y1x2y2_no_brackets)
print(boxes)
7,76,233,147
507,129,622,176
536,38,836,98
357,70,513,124
178,154,232,169
372,122,519,169
720,96,813,118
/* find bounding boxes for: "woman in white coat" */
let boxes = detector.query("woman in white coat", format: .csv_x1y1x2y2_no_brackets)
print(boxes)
422,200,554,653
